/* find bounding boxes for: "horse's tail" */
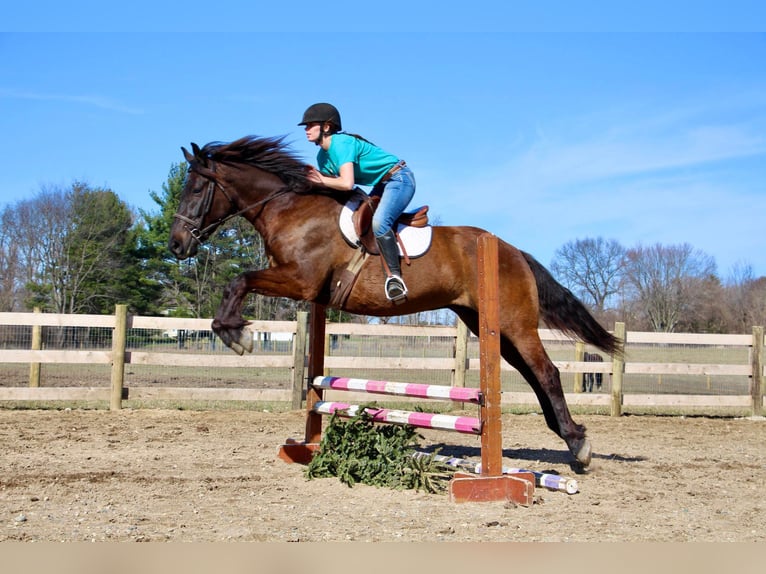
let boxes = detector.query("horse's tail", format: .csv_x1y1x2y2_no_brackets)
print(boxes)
521,251,623,358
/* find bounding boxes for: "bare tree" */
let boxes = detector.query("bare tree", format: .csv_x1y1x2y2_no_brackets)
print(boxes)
13,186,72,312
0,206,22,311
623,243,717,332
746,277,766,328
678,273,727,333
0,192,70,311
550,237,626,312
724,262,766,331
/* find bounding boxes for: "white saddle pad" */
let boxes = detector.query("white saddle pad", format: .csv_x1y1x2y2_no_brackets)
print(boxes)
338,197,432,258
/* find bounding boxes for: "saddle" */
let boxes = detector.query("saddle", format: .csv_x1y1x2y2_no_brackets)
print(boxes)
329,191,431,309
351,192,429,256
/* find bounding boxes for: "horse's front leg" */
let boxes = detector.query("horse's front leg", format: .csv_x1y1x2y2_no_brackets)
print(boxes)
211,266,313,355
211,272,253,354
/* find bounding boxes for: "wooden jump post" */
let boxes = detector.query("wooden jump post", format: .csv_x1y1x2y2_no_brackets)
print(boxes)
278,233,534,505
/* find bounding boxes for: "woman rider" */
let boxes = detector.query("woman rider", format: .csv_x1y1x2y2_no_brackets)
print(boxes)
300,102,415,302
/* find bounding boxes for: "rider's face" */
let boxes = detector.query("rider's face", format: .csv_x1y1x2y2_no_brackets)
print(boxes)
304,122,322,143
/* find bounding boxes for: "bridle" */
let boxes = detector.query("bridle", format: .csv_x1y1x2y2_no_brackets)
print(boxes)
172,159,294,245
172,162,229,243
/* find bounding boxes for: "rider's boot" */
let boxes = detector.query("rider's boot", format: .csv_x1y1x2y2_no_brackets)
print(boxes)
376,230,408,302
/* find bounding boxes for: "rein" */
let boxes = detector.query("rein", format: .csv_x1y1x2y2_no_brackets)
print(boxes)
173,160,292,244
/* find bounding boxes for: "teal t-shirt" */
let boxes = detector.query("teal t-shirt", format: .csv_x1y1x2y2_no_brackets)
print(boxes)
317,133,399,186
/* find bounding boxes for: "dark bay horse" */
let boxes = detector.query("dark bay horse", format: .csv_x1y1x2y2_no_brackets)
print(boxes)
168,136,621,468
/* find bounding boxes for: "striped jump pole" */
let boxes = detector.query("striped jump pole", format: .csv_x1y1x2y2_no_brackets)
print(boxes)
309,376,482,432
313,375,482,404
312,401,481,434
413,451,579,495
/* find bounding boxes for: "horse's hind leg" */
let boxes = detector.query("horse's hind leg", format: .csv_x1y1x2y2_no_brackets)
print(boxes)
499,333,591,468
451,306,591,467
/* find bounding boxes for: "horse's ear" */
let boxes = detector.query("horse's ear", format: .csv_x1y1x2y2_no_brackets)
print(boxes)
182,146,194,163
190,142,208,166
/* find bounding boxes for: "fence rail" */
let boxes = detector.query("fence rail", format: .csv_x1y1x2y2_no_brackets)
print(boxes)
0,307,763,416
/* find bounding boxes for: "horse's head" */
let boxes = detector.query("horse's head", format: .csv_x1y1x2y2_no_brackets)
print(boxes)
168,143,236,259
169,135,319,260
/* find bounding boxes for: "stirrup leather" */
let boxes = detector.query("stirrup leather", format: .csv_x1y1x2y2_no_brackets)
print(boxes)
385,275,408,302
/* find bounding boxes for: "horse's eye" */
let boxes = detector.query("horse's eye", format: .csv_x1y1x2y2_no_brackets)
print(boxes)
189,179,206,194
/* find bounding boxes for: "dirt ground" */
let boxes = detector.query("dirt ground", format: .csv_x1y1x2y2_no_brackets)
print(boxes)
0,408,763,542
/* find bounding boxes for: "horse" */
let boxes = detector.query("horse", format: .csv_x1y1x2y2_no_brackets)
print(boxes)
582,351,604,392
168,135,622,468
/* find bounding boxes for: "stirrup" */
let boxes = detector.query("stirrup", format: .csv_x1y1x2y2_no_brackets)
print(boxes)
385,275,408,302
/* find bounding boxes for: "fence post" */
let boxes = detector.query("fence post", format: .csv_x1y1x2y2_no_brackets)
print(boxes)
752,326,764,417
304,304,327,443
573,341,584,393
610,322,625,417
453,319,468,390
29,307,42,388
291,311,309,410
110,304,128,411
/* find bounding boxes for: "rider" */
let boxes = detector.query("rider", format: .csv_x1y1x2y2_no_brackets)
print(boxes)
299,102,415,302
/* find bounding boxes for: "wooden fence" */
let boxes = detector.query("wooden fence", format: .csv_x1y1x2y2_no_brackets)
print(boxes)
0,306,763,416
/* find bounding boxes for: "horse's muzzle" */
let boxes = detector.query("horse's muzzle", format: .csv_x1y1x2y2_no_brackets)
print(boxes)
168,234,198,260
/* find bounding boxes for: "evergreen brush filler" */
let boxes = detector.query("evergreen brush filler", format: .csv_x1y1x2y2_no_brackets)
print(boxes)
305,407,454,494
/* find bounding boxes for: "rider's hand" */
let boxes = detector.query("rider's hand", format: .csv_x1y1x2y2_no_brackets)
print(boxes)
306,166,324,185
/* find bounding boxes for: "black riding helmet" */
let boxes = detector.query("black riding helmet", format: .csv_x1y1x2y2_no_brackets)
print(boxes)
298,102,342,131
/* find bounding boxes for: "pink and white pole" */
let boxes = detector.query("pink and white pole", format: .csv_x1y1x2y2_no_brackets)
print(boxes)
413,451,579,494
312,401,481,434
313,376,482,404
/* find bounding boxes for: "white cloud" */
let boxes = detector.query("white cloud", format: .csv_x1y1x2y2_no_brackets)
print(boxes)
426,97,766,275
0,88,143,115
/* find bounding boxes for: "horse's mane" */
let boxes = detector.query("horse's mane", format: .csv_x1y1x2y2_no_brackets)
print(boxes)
201,135,313,193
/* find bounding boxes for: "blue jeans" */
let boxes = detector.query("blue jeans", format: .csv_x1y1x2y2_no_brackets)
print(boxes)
372,166,416,237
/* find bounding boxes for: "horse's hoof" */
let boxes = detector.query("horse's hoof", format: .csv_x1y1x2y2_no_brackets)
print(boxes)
230,340,245,356
574,438,592,468
238,330,254,354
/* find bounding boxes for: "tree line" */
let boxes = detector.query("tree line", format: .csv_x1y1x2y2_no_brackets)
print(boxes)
0,163,305,323
550,237,765,333
1,164,763,333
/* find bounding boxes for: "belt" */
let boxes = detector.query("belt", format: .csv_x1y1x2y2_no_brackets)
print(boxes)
379,160,406,184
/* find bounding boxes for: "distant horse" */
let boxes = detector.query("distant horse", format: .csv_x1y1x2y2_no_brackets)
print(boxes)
168,136,621,467
582,352,604,392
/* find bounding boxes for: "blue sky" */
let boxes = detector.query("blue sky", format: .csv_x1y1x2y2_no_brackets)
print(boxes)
2,23,765,278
